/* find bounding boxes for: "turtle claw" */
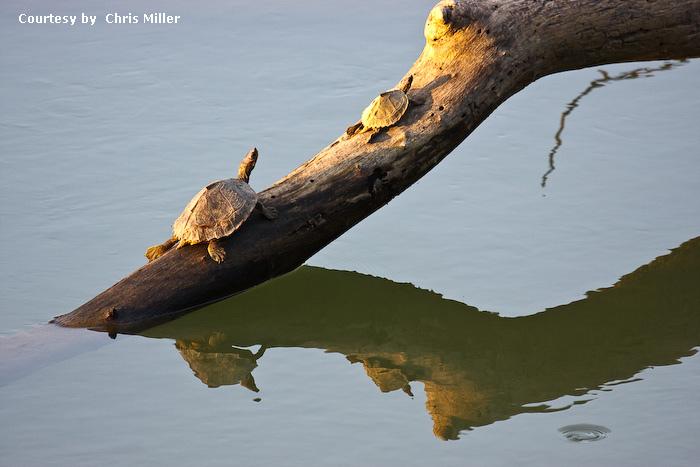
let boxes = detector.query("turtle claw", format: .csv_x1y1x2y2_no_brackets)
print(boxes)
207,240,226,263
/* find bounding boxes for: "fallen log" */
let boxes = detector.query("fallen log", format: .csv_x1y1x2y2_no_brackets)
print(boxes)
53,0,700,332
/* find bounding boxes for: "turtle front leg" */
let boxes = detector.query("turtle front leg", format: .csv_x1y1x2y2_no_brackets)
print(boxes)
145,237,177,262
256,201,278,220
207,239,227,263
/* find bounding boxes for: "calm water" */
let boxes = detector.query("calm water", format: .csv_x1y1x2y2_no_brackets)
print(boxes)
1,0,700,465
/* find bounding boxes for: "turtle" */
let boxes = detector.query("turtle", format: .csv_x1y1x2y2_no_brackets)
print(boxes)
145,147,277,264
346,75,414,140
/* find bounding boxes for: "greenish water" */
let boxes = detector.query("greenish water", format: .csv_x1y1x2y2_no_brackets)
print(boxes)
1,0,700,465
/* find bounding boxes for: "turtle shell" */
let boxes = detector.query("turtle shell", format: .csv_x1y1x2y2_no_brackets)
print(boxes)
172,178,258,244
361,89,409,130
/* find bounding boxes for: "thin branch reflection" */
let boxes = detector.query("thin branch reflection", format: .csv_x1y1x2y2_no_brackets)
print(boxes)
541,60,685,188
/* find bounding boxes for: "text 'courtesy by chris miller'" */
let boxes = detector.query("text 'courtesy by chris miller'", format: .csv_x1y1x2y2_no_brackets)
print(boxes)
17,12,181,26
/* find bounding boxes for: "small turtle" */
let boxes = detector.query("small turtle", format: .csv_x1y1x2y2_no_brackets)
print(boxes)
346,75,414,140
145,147,277,264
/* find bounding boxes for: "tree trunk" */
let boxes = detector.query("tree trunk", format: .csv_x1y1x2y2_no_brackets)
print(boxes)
53,0,700,332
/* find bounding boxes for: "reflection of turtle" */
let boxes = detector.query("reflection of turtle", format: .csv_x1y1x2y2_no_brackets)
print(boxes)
145,148,277,263
349,355,414,397
346,75,413,139
176,340,266,391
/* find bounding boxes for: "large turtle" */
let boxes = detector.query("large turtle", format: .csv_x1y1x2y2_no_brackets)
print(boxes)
145,147,277,263
346,75,413,139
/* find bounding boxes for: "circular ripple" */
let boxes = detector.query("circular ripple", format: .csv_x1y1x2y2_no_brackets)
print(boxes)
558,424,611,442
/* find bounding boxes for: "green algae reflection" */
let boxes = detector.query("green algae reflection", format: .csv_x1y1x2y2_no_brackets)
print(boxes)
144,237,700,440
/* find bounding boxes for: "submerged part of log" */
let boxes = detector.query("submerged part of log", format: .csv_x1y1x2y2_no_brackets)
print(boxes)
53,0,700,332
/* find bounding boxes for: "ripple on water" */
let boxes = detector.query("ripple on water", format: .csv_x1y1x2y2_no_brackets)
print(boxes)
558,424,611,442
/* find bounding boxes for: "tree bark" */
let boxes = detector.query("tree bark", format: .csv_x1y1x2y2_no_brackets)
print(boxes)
53,0,700,332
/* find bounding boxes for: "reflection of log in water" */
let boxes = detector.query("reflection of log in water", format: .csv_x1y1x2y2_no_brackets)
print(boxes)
541,60,685,188
144,237,700,440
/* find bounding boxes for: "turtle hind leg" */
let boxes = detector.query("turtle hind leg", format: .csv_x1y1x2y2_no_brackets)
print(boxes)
145,237,177,262
345,121,364,137
207,239,226,263
256,201,278,220
367,129,381,143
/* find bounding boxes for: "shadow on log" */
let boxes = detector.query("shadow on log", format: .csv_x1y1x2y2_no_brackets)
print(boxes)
53,0,700,332
143,237,700,440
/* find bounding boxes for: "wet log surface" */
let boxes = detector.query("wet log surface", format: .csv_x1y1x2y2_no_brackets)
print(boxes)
54,0,700,332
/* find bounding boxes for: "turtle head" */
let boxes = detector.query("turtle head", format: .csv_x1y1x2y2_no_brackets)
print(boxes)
399,75,413,94
237,147,258,183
